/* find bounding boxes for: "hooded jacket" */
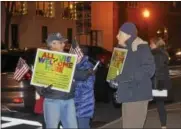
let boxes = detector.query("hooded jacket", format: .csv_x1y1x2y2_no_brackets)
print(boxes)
113,22,155,103
74,56,95,118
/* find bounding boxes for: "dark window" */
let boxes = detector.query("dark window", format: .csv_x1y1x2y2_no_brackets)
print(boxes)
67,28,72,43
42,26,48,43
11,24,19,48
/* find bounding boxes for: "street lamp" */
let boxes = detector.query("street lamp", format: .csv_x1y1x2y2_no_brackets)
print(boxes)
142,9,150,18
142,9,150,40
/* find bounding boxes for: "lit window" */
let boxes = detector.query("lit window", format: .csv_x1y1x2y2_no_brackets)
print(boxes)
36,2,55,18
127,2,138,8
4,1,28,16
62,1,75,19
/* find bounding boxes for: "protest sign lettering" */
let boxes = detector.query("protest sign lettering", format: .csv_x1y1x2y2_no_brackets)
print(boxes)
31,49,77,92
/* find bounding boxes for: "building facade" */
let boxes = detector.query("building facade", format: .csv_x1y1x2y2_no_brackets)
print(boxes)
1,1,76,49
90,2,172,51
1,1,180,51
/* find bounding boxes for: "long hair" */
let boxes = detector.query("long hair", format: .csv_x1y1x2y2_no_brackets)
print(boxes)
150,37,169,57
150,37,166,49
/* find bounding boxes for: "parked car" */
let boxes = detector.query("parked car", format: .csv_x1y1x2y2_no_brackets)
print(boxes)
1,49,37,112
168,48,181,65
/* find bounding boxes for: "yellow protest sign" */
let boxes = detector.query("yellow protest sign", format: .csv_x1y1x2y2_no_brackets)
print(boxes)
107,48,128,81
30,49,77,92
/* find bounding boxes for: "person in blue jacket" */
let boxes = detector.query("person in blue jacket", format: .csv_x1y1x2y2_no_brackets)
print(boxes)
70,39,96,129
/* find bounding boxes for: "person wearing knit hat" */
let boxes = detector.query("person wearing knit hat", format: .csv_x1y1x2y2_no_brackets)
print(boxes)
109,22,155,128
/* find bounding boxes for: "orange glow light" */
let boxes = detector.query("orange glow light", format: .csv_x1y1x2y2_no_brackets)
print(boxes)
143,9,150,18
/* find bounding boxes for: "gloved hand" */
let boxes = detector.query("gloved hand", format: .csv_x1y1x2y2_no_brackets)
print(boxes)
74,68,95,81
87,68,96,76
109,79,119,89
40,84,53,94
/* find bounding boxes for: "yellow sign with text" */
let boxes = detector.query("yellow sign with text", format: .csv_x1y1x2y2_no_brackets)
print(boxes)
31,49,77,92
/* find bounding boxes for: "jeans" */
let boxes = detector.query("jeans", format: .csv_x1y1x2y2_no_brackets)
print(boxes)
44,98,77,129
156,100,167,126
77,117,90,129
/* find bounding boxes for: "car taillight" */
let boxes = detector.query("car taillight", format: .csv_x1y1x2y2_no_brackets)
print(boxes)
13,98,23,103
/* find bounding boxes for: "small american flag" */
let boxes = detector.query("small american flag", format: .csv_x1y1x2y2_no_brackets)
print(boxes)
69,39,84,63
13,57,30,81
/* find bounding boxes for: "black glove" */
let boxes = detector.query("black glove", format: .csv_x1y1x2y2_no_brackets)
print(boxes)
40,84,53,94
74,68,95,81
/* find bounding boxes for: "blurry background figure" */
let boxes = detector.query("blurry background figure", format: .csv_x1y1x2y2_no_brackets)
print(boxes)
150,37,172,129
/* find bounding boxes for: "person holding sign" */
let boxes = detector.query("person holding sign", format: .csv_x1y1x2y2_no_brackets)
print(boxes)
35,33,78,129
150,37,171,129
109,22,155,128
70,39,96,129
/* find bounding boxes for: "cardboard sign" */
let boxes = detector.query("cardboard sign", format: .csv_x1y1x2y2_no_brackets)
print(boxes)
107,48,128,81
31,49,77,92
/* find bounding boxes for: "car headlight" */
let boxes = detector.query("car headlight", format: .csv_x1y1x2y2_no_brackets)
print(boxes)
176,51,181,56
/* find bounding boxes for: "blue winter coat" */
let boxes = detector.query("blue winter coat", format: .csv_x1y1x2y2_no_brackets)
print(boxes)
113,37,155,103
74,56,95,118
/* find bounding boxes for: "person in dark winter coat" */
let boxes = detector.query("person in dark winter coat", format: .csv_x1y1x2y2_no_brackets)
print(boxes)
150,37,172,129
109,22,155,128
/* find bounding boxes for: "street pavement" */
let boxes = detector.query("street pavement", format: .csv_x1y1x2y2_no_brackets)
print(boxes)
99,102,181,128
1,65,181,129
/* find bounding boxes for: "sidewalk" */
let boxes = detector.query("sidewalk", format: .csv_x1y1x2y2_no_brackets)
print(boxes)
99,102,181,128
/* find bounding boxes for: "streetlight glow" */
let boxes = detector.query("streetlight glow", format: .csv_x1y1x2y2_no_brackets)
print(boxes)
143,9,150,18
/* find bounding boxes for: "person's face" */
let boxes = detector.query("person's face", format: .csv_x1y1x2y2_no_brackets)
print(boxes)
150,40,157,50
50,40,65,52
116,31,131,47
